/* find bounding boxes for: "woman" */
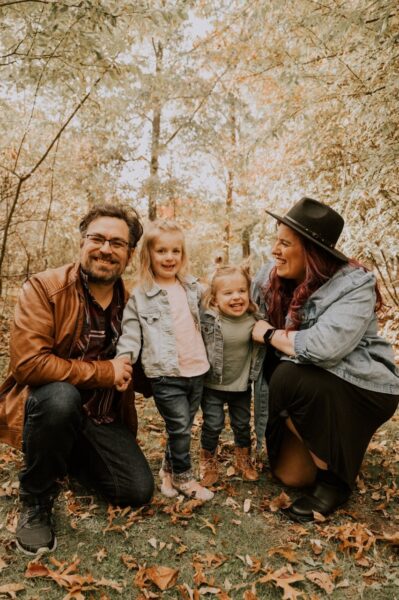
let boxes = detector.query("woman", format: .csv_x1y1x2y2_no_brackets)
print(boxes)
252,197,399,522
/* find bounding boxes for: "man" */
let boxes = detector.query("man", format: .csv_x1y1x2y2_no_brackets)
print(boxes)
0,204,154,555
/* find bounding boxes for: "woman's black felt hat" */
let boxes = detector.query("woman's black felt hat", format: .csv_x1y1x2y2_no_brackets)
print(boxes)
266,197,348,262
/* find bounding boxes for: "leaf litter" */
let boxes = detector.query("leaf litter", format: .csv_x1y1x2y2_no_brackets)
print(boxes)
0,368,397,598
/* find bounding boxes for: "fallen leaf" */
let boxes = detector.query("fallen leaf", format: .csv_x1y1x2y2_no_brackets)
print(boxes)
378,531,399,546
198,586,220,594
243,499,251,513
0,557,8,572
94,548,107,563
193,554,227,569
268,546,299,563
243,590,258,599
0,583,25,598
306,570,335,594
199,517,217,535
120,554,139,570
310,539,323,555
323,551,338,564
25,558,123,595
355,557,371,568
224,497,239,509
363,566,377,578
258,566,305,599
269,491,291,512
145,565,179,591
319,523,376,559
335,578,350,588
193,560,207,586
178,582,195,599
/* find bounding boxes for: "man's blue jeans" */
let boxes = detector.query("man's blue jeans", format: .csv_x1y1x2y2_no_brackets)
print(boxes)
20,382,154,506
150,375,204,479
201,387,252,453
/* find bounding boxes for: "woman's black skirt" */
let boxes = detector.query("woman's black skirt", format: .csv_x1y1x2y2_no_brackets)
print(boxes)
266,362,399,488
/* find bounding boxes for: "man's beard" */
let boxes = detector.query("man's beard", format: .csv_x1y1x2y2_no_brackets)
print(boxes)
81,255,124,285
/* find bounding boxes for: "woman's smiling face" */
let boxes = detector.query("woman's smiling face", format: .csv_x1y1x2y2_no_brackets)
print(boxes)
272,223,307,283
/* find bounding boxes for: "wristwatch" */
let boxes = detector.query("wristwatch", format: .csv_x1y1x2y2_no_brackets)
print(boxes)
263,327,276,345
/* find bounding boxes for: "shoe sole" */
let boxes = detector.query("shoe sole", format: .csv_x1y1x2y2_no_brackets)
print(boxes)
16,536,57,556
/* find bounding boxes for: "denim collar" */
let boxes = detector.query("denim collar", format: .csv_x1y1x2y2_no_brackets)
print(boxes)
145,274,198,297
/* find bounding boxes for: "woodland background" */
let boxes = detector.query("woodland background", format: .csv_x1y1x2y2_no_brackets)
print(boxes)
0,0,398,320
0,1,398,599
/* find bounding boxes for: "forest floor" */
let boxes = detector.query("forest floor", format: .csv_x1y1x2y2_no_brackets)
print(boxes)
0,312,398,600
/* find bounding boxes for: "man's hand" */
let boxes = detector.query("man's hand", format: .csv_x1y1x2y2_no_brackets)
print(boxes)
111,356,132,391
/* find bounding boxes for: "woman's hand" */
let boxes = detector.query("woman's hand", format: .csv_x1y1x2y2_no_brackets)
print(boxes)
252,320,274,343
253,320,297,356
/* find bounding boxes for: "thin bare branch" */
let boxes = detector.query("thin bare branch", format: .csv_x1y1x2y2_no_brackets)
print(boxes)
164,65,230,147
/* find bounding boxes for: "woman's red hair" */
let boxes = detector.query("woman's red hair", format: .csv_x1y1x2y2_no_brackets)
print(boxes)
263,235,382,331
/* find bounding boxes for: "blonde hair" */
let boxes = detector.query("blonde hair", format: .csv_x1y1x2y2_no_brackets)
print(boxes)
139,219,189,290
203,264,257,313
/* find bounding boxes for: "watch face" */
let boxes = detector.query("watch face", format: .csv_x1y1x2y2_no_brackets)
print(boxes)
264,328,275,343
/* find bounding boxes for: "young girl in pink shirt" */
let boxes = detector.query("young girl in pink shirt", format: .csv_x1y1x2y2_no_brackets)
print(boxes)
116,220,213,501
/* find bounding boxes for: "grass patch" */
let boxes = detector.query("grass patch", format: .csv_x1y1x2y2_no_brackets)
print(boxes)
0,393,398,599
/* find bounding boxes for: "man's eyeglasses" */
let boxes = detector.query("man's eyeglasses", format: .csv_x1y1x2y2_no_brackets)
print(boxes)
85,234,130,251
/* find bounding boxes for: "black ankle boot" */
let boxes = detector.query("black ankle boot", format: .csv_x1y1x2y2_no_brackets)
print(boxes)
284,469,351,522
16,492,57,555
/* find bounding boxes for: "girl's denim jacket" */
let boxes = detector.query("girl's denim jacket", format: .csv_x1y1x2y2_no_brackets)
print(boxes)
252,262,399,447
116,275,204,377
200,308,268,451
200,308,265,385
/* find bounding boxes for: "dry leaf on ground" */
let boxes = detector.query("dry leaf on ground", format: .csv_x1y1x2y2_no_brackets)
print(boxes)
0,582,25,598
145,565,179,591
258,566,305,600
269,492,291,512
306,570,335,594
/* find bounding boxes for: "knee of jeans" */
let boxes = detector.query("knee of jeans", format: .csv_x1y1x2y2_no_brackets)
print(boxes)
30,382,82,424
114,474,155,508
202,422,223,437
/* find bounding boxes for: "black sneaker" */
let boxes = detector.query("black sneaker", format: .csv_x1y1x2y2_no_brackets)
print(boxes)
16,496,57,555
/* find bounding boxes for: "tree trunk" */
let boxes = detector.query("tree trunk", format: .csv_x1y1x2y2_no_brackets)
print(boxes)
242,227,250,258
148,40,163,221
223,93,237,263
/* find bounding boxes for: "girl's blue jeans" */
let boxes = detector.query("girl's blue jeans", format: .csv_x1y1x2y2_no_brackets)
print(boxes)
150,375,204,478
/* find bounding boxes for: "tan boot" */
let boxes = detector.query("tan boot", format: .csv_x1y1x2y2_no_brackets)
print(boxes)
234,446,259,481
199,449,219,487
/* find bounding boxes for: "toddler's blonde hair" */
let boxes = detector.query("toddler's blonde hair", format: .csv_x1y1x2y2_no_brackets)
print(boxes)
203,264,257,313
139,220,188,290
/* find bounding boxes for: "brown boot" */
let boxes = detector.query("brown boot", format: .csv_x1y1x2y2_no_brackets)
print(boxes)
199,449,219,487
234,446,259,481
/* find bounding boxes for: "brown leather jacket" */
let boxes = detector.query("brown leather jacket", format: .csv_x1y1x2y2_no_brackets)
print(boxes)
0,262,138,449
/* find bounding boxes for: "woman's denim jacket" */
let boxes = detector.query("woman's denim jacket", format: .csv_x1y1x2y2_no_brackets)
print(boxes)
200,308,267,450
252,262,399,448
116,275,204,377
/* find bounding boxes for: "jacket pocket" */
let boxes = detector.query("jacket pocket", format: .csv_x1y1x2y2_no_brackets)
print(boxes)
201,323,215,337
141,311,161,325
